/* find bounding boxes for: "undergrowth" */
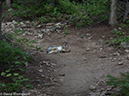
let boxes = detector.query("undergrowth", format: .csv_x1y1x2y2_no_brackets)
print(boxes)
107,73,129,96
107,25,129,47
6,0,110,27
0,39,33,92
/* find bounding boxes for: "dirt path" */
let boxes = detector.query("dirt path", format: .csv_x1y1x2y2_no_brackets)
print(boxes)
3,21,129,96
24,26,129,96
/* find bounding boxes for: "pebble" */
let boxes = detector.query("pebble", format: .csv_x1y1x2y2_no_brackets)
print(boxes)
113,52,120,56
39,69,43,72
98,39,103,44
100,48,103,51
86,48,90,51
89,84,96,90
118,62,123,65
125,49,129,53
102,36,105,38
88,36,92,39
86,33,91,36
109,57,113,60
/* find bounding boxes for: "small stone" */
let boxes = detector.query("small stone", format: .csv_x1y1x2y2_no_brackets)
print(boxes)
88,36,92,39
98,39,103,43
55,22,61,26
20,22,24,25
39,69,43,72
111,60,115,62
118,62,123,65
56,29,61,33
113,58,117,61
100,48,103,51
125,49,129,53
109,57,113,60
46,23,54,26
37,25,41,28
41,74,45,77
118,27,122,30
37,34,43,39
102,36,105,38
51,63,56,66
114,28,117,31
89,84,96,90
25,62,28,66
86,48,90,51
59,73,65,76
53,78,58,82
26,21,30,24
86,33,91,36
113,52,120,56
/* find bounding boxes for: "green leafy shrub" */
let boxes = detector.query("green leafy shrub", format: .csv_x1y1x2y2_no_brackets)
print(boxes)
0,39,33,92
9,0,110,27
107,30,129,46
107,73,129,96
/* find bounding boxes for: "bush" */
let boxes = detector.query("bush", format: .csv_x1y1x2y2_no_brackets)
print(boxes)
107,73,129,96
0,39,33,92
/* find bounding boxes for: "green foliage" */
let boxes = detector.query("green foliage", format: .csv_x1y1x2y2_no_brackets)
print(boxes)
0,40,33,92
107,30,129,46
107,73,129,96
9,0,110,27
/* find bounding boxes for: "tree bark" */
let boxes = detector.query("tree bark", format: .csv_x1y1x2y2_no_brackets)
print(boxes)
109,0,118,27
6,0,11,8
0,0,2,40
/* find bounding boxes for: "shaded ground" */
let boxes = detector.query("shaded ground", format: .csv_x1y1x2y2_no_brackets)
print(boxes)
20,24,129,96
2,17,129,96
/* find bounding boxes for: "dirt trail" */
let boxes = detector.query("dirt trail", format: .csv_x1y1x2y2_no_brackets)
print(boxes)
13,26,129,96
24,26,129,96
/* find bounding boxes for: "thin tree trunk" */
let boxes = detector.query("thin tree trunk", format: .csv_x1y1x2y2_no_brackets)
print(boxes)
0,0,2,40
109,0,118,27
6,0,11,8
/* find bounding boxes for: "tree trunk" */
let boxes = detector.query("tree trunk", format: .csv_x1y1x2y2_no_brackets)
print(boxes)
6,0,11,8
0,0,2,40
109,0,117,27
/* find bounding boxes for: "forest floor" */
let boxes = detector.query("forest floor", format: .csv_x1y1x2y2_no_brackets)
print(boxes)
20,24,129,96
2,19,129,96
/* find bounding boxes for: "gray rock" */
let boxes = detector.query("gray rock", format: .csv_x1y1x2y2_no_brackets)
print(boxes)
100,48,103,51
121,42,129,48
89,84,96,90
102,36,105,38
86,48,90,51
118,62,123,65
86,33,91,36
98,39,104,43
25,21,30,24
39,69,43,72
